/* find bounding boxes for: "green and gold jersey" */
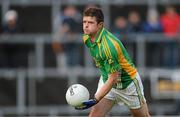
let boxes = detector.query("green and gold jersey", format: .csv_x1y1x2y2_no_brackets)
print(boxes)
83,28,137,89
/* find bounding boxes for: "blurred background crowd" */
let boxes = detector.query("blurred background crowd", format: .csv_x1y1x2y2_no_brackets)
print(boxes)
1,4,180,69
0,0,180,116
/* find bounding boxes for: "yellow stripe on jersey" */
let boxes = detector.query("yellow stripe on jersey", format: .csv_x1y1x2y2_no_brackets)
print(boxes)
97,43,102,58
104,36,112,58
102,36,112,59
108,35,137,79
102,36,110,59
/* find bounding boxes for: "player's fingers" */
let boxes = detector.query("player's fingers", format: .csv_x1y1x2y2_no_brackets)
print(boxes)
75,106,87,110
75,104,87,110
75,107,83,110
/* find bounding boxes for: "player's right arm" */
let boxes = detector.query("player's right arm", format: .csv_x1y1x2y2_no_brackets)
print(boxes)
75,71,120,110
95,71,120,101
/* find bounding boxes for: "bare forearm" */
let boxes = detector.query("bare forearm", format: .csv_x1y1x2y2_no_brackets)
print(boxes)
95,77,115,101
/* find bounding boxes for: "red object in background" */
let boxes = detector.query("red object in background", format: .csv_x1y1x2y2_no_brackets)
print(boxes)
160,7,180,38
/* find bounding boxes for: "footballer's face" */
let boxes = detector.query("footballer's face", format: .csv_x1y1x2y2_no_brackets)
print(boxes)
83,16,103,35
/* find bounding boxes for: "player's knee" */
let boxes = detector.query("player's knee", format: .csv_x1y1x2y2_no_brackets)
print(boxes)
144,111,151,117
131,110,150,117
89,111,105,117
89,106,106,117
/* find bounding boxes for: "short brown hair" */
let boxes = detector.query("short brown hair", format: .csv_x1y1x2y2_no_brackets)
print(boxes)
83,7,104,23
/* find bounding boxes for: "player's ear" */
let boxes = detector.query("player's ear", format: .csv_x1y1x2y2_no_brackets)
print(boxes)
98,22,103,27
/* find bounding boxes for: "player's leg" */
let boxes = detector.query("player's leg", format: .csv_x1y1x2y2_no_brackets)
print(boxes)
89,98,115,117
130,102,150,117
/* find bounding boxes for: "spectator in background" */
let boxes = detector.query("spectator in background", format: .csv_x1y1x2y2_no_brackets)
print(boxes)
143,8,163,67
112,16,129,39
52,6,82,69
143,9,163,33
0,10,27,68
2,10,21,33
160,6,180,67
127,11,143,33
161,5,180,37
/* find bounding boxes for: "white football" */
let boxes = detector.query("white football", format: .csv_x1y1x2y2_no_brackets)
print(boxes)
66,84,90,107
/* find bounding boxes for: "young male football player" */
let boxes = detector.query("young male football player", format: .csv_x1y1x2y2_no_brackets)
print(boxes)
76,7,151,117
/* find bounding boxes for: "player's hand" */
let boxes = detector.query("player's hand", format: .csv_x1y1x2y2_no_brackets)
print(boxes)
75,98,98,110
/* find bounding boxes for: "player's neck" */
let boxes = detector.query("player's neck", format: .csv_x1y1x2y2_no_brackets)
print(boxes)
90,27,103,43
90,35,96,43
